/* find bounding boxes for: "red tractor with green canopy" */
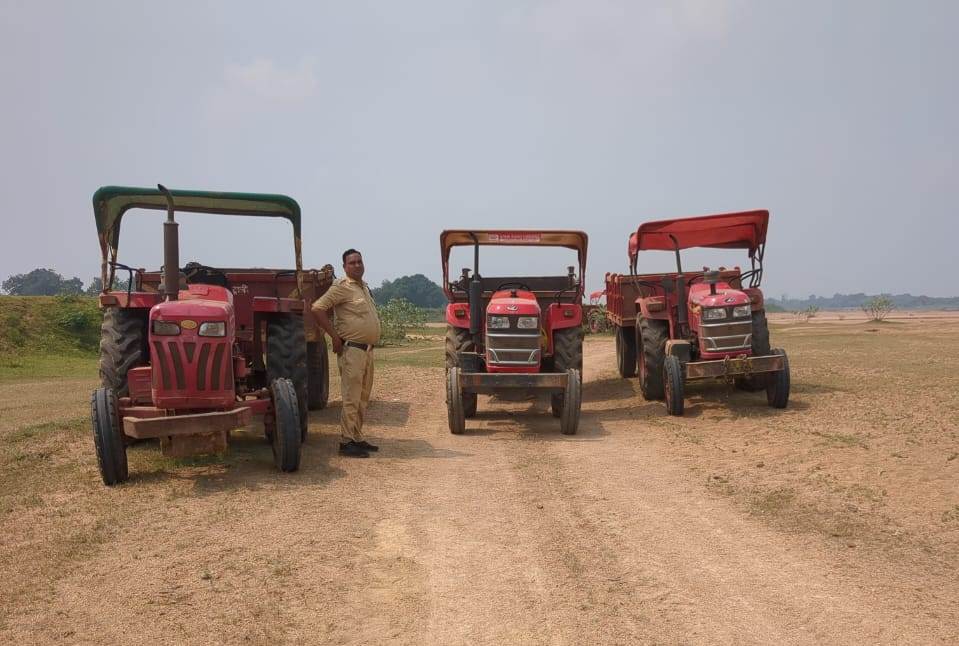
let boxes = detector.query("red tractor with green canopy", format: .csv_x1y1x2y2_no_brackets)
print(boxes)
89,185,334,485
441,230,586,435
605,210,790,415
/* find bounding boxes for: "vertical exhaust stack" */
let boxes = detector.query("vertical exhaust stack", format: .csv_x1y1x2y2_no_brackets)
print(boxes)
158,184,179,302
468,234,482,339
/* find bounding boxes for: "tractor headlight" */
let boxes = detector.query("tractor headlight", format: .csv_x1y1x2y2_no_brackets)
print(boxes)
732,305,752,318
488,316,510,329
152,320,181,336
517,316,539,329
702,308,727,321
199,321,226,337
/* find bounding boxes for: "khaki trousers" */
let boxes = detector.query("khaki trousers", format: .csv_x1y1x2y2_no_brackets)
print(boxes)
337,345,374,443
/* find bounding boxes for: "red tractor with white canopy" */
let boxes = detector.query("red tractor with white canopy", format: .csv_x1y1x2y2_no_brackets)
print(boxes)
441,230,586,434
605,210,789,415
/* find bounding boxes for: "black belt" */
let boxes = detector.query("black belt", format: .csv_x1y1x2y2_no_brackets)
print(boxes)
344,340,371,351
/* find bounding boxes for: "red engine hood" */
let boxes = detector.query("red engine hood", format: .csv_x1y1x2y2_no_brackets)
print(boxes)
688,283,750,308
487,290,541,316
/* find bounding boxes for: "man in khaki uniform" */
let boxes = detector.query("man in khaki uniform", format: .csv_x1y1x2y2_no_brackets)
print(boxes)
312,249,382,458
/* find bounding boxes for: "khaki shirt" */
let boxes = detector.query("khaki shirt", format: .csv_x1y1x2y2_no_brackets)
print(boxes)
313,277,381,345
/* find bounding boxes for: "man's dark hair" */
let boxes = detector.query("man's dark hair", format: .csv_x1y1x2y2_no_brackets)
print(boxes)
342,248,362,263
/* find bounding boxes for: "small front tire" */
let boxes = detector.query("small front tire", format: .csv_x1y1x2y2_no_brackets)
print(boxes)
663,355,685,416
270,378,302,472
446,367,465,435
90,387,129,486
766,349,790,409
560,369,582,435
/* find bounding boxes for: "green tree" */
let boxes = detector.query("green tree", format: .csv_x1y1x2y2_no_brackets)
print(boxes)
2,268,85,296
372,274,445,308
377,298,426,342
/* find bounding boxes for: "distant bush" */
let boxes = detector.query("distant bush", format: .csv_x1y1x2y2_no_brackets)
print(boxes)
862,295,895,322
372,274,446,308
377,298,426,343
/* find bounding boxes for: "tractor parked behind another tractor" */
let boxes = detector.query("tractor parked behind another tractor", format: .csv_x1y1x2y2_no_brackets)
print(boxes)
90,185,334,485
605,210,789,415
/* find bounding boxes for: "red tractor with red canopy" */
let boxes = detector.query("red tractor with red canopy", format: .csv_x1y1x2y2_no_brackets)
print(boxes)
89,185,333,484
605,210,789,415
441,230,586,434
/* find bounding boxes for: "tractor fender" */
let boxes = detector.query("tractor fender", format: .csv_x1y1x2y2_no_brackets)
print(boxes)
545,303,582,330
665,339,691,362
445,303,471,329
637,296,669,320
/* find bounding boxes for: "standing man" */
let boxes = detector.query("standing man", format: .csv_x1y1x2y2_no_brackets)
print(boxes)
312,249,382,458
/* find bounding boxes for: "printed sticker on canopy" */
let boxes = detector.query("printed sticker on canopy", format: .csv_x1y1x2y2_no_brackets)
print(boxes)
488,232,542,243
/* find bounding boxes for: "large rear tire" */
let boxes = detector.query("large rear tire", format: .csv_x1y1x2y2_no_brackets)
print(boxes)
766,348,790,409
446,367,465,434
639,317,668,401
306,340,329,410
446,326,478,418
270,378,302,472
663,355,685,416
615,326,637,378
736,310,772,391
551,327,583,417
267,315,309,442
99,307,148,396
90,387,128,486
560,369,582,435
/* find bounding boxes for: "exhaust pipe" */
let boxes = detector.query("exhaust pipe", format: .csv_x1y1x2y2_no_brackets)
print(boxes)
158,184,179,302
468,234,482,338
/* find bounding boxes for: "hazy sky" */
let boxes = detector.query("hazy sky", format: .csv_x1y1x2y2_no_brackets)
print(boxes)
1,1,956,298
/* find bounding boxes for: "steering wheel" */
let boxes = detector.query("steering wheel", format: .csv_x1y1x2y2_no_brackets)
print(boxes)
496,281,531,292
553,285,579,304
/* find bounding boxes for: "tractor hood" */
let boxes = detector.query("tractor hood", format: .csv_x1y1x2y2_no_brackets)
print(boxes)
487,289,541,317
688,283,751,309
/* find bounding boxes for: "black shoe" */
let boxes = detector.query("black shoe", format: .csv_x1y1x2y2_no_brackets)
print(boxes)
339,441,369,458
357,440,379,452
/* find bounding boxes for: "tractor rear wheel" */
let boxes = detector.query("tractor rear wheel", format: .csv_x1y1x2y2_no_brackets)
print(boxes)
306,340,329,410
639,317,668,400
446,367,465,434
663,355,685,416
736,310,772,391
267,315,309,442
90,387,128,486
446,326,477,418
615,325,637,378
99,307,148,396
766,348,790,409
270,378,302,472
551,327,583,417
560,369,582,435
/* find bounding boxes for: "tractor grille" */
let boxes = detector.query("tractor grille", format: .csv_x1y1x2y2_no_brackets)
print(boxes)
486,332,540,366
152,339,232,391
699,319,752,353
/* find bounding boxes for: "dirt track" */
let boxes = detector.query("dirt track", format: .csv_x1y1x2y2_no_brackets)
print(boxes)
1,327,957,645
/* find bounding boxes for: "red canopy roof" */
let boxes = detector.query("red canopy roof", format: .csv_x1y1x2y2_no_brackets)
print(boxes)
628,210,769,260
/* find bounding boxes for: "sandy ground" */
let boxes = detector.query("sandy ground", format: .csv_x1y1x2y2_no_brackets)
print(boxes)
1,320,957,645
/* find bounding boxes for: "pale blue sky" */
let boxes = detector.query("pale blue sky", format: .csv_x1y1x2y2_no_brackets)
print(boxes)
1,1,955,297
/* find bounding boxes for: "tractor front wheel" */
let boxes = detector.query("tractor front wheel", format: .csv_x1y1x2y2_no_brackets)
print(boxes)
446,326,478,418
615,325,637,378
736,310,772,391
446,367,465,434
766,349,790,409
267,315,309,442
552,327,584,417
90,387,129,486
639,317,668,400
270,378,302,472
663,355,685,416
560,369,582,435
